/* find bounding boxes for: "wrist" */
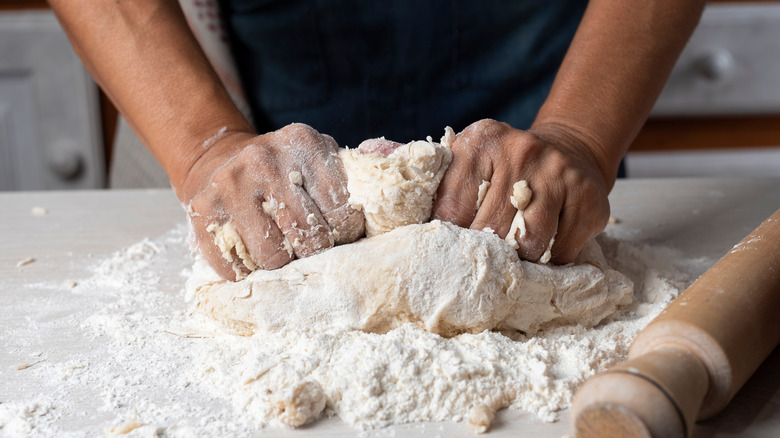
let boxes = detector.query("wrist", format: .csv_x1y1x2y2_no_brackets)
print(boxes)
170,128,256,202
528,121,620,189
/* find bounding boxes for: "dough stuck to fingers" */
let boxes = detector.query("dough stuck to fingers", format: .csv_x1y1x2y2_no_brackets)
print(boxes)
539,235,555,264
476,180,491,210
504,180,532,249
503,180,556,263
206,221,257,280
288,171,303,186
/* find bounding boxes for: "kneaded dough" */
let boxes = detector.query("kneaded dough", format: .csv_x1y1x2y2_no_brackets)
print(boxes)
188,128,633,337
188,221,632,337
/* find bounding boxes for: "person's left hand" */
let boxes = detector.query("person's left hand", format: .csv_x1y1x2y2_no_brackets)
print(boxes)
431,119,613,264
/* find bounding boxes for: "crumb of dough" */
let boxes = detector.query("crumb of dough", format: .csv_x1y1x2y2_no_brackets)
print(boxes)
476,180,490,209
288,171,303,186
281,237,294,258
16,257,36,268
608,216,620,225
64,279,78,289
261,197,278,216
14,360,44,370
509,180,532,211
441,125,456,147
270,381,326,427
468,404,495,434
31,207,48,216
540,235,555,264
106,417,143,436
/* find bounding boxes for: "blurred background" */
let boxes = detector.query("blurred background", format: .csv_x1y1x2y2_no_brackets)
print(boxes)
1,0,779,191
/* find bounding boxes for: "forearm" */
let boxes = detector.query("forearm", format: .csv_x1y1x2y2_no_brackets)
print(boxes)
532,0,706,185
49,0,253,192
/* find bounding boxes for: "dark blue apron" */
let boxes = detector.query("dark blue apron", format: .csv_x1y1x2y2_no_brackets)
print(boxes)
220,0,587,148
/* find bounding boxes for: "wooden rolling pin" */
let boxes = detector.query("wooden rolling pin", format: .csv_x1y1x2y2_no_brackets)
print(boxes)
572,208,780,438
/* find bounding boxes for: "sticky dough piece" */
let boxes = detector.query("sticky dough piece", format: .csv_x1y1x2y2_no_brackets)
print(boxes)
504,181,556,263
505,181,532,249
476,180,491,210
206,222,258,280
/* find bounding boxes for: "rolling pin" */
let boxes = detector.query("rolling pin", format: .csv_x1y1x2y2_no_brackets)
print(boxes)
571,208,780,438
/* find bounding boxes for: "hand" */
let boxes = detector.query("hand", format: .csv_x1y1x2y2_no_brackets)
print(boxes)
431,119,613,264
179,123,365,280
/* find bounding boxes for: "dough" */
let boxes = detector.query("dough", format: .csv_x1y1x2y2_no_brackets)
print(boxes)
187,220,633,337
188,128,633,337
206,222,258,281
339,129,453,237
505,180,532,249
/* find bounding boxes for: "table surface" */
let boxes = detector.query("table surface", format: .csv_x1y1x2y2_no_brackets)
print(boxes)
1,178,779,437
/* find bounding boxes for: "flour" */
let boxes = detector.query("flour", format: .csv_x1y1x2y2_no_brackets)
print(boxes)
185,128,634,432
183,228,687,432
0,221,704,436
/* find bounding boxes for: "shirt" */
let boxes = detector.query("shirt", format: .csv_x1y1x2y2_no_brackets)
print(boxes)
219,0,587,147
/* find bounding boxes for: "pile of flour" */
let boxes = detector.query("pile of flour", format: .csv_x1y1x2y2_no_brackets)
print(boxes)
1,221,704,436
182,231,692,431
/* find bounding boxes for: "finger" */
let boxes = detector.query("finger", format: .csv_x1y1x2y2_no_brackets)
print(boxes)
550,191,610,264
263,182,334,259
470,173,521,238
229,193,294,271
515,186,564,262
299,134,365,244
188,195,244,282
431,146,490,228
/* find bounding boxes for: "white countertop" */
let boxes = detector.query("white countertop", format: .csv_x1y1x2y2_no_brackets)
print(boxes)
1,178,779,437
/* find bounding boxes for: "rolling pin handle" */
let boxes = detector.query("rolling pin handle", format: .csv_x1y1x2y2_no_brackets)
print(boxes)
572,344,709,438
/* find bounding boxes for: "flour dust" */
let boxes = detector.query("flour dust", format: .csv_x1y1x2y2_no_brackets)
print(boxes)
0,224,709,437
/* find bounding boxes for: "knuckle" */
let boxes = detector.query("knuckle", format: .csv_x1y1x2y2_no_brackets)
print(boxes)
284,123,321,144
466,118,502,134
455,119,505,152
239,143,274,166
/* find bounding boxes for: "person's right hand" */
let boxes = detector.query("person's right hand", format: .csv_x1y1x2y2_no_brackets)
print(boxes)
178,123,365,281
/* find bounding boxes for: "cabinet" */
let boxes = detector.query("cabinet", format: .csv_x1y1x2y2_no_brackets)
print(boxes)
633,1,780,154
0,11,104,190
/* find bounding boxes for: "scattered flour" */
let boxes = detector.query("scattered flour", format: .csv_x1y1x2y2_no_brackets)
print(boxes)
0,221,707,436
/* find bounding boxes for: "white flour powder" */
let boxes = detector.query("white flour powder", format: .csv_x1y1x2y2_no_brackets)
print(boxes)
0,223,707,436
